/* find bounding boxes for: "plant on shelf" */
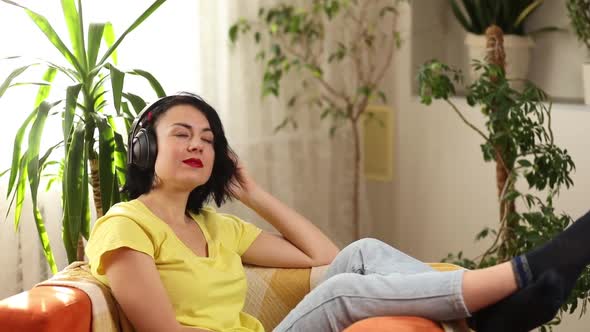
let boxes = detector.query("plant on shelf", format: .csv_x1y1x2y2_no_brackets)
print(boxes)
0,0,168,272
228,0,405,239
450,0,546,35
566,0,590,104
449,0,557,85
417,26,587,332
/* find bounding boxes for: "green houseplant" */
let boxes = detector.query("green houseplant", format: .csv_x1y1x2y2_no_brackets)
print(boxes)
229,0,405,239
417,25,588,329
450,0,546,35
449,0,553,85
0,0,168,273
566,0,590,104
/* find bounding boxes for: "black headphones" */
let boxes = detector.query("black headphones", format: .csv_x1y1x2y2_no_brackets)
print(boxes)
127,96,171,170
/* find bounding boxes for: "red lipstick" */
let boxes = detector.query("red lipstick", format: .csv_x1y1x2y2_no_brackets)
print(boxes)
183,158,203,168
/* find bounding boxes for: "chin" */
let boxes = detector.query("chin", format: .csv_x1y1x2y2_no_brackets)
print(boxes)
179,177,208,191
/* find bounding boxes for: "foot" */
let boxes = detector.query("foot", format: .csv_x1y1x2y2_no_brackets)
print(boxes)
468,269,565,332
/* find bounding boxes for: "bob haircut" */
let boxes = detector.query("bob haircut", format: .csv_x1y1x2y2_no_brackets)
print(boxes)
122,92,241,214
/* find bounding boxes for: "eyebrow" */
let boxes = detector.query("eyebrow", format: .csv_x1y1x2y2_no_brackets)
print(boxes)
170,122,213,133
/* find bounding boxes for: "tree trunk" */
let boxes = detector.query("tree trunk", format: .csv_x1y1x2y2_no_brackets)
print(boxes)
485,25,516,261
351,117,361,239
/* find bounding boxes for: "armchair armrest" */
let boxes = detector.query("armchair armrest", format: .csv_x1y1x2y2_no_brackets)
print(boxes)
0,286,91,332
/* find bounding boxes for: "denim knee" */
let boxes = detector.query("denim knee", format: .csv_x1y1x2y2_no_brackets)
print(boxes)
348,237,387,252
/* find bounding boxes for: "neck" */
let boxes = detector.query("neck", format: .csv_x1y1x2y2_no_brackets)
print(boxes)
138,185,191,226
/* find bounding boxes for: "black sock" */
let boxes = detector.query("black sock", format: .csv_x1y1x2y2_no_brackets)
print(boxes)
526,209,590,277
512,210,590,288
467,269,565,332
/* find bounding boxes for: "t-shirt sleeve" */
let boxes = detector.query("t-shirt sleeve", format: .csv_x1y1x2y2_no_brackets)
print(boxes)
85,216,155,275
217,213,263,256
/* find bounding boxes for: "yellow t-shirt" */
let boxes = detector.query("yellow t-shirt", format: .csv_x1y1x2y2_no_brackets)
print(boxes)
85,199,264,332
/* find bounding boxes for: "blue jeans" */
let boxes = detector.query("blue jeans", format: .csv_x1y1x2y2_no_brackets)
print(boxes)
273,238,471,332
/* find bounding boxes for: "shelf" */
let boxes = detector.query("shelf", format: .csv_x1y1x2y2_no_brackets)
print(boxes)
410,0,588,106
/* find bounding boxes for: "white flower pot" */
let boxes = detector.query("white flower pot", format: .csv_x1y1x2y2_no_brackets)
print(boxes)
583,63,590,105
464,33,535,89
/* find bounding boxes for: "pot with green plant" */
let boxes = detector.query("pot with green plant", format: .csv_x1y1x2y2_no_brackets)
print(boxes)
566,0,590,104
417,55,588,332
450,0,551,86
0,0,168,273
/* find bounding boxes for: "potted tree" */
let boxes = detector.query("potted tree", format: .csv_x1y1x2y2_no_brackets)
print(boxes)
0,0,167,272
566,0,590,104
229,0,405,239
418,24,588,330
450,0,550,86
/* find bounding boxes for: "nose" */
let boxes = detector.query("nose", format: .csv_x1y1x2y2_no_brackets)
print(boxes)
188,139,204,153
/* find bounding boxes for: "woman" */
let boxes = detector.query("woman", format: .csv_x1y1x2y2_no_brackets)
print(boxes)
86,92,588,332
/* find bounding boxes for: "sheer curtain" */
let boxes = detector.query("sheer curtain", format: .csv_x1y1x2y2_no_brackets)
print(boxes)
198,0,372,248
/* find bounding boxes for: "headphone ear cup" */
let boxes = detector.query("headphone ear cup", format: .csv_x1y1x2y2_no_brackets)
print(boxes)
132,128,157,169
146,128,157,167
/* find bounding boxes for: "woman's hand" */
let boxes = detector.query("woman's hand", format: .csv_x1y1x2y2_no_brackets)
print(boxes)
231,160,258,205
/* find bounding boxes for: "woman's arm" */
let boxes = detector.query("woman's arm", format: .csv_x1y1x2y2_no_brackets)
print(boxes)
235,163,340,267
103,247,210,332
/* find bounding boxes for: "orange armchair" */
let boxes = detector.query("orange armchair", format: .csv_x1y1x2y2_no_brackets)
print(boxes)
0,262,467,332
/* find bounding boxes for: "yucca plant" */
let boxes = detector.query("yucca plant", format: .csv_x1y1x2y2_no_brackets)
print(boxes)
450,0,549,35
0,0,168,273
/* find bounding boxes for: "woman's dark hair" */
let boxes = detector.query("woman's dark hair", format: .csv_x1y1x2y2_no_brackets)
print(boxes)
122,92,241,214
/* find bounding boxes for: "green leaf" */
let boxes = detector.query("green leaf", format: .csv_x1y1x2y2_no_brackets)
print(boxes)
518,159,533,167
123,92,147,114
0,168,9,177
97,0,167,66
87,23,105,68
0,0,84,74
13,152,28,230
64,84,82,148
229,24,239,43
38,142,63,178
80,152,90,240
254,31,261,43
61,0,87,72
103,22,117,64
121,101,135,122
514,0,544,29
24,102,61,268
63,122,86,254
106,64,124,114
109,116,127,188
6,111,35,199
35,67,57,108
129,69,166,97
503,190,521,202
0,63,38,98
31,204,58,273
96,115,115,213
27,101,57,203
8,82,51,88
